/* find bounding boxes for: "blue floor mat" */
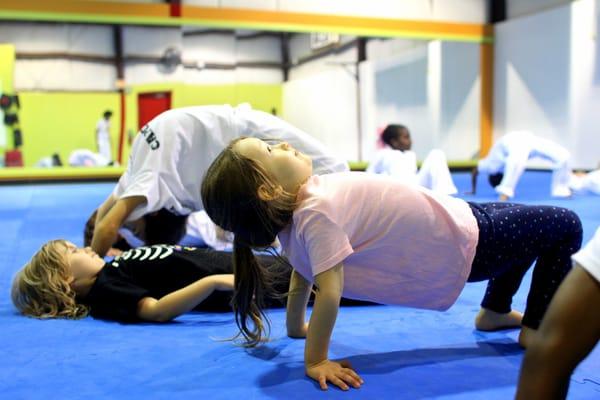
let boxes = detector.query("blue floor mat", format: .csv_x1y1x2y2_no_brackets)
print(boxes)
1,171,599,399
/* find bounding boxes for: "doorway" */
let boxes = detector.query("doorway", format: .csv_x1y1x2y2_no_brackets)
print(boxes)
137,91,171,130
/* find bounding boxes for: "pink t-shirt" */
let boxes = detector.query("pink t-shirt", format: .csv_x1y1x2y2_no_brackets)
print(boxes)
278,172,479,311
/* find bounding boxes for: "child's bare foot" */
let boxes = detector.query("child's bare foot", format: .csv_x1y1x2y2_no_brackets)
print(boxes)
475,308,523,331
518,326,536,348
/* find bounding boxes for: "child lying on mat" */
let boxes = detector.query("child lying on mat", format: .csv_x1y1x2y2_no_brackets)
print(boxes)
11,241,369,322
201,137,583,391
11,241,286,322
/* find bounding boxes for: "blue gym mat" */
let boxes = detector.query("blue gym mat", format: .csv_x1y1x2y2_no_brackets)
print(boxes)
1,171,599,399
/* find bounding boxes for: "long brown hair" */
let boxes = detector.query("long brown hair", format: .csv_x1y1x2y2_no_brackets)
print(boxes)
11,240,89,319
201,138,297,346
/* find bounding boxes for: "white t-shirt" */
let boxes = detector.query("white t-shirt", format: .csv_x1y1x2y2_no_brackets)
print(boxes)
572,227,600,283
114,104,348,222
477,131,571,197
366,147,418,183
278,172,479,311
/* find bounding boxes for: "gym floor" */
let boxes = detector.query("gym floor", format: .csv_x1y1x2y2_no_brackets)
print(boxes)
1,171,598,399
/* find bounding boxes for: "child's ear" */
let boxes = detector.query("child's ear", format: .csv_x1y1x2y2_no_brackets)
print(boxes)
257,184,282,201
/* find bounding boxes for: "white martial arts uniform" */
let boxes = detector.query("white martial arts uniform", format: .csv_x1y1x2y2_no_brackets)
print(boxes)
477,131,571,198
366,147,458,195
96,117,112,161
69,149,110,167
570,169,600,195
572,227,600,283
114,104,348,222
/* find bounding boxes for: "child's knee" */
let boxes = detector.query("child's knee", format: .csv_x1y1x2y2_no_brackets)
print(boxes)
557,208,583,248
527,330,579,375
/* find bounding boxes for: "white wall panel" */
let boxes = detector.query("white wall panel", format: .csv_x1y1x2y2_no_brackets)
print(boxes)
124,63,183,85
235,68,282,83
123,26,182,57
507,0,571,19
0,23,112,55
15,60,116,91
183,33,236,64
569,0,600,169
439,41,480,160
495,0,600,169
182,68,236,84
284,46,359,160
65,25,113,55
236,36,281,63
494,5,571,155
365,37,480,161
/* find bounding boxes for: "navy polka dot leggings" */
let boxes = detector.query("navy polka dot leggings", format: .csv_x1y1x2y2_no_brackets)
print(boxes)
467,202,582,329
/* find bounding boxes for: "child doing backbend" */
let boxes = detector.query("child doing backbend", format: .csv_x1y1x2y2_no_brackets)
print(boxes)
201,137,583,391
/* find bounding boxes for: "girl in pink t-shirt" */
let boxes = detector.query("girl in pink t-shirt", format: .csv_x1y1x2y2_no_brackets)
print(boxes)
201,137,582,392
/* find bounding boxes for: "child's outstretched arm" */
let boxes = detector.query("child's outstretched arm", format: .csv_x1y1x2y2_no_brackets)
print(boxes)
286,270,312,338
305,263,363,391
136,274,234,322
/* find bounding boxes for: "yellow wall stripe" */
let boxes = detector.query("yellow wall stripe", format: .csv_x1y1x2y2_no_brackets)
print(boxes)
0,0,169,17
0,1,492,42
183,6,492,40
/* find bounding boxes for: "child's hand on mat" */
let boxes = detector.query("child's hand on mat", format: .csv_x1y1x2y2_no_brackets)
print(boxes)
211,274,234,291
306,359,363,391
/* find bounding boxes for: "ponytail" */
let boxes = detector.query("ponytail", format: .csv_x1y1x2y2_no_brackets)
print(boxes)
231,238,271,346
202,138,297,346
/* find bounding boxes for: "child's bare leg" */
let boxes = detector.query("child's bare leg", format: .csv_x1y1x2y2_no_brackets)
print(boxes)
516,267,600,399
475,307,523,331
517,325,536,348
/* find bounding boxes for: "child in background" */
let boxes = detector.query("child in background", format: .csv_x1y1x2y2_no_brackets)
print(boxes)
201,137,582,391
516,227,600,399
11,241,287,322
367,124,457,195
570,168,600,195
470,131,572,200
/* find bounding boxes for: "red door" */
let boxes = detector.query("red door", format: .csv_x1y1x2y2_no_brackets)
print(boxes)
138,92,172,130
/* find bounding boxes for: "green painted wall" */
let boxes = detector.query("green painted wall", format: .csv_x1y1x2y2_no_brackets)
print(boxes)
0,44,15,92
19,92,120,166
16,83,282,168
0,44,15,156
